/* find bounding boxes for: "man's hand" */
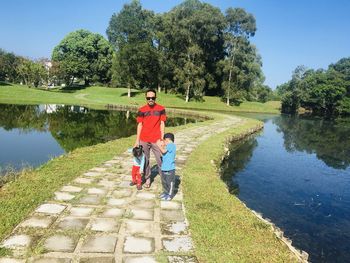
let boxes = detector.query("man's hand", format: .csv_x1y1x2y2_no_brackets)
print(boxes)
156,139,164,149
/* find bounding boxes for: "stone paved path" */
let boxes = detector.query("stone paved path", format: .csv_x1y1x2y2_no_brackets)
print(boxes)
0,116,243,263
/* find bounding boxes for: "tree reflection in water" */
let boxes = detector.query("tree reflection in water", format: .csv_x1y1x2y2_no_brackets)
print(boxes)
220,135,259,195
0,104,198,152
274,115,350,170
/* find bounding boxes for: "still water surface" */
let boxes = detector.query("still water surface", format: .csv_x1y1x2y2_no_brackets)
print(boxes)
222,114,350,262
0,104,197,173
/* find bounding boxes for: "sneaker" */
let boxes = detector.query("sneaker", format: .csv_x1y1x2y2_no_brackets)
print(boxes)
161,194,172,201
129,182,136,186
159,192,167,198
137,185,142,191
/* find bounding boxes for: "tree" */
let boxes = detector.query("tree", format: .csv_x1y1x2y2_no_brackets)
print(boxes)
221,36,262,105
280,65,306,114
221,8,262,105
52,29,114,86
17,58,47,87
0,49,21,82
174,44,205,102
161,0,226,96
107,0,159,96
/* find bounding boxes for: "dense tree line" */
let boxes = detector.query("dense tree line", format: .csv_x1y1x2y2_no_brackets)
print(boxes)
1,0,274,104
0,49,47,87
106,0,269,103
277,58,350,116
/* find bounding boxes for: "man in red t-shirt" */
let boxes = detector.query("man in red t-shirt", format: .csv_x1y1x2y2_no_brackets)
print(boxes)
135,89,166,187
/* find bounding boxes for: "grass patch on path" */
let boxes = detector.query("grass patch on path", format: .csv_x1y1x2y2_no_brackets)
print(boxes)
0,84,280,113
182,118,298,262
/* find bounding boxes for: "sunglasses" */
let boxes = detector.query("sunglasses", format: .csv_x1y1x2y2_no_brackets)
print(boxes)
146,97,156,100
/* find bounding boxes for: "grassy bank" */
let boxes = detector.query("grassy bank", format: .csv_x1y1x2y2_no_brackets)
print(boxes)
0,114,209,243
182,118,298,262
0,84,280,113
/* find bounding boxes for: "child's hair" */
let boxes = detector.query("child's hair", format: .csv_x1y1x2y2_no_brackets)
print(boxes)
163,133,175,142
132,145,143,160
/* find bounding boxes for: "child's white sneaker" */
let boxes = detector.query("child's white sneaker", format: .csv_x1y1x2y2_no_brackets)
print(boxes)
161,194,172,201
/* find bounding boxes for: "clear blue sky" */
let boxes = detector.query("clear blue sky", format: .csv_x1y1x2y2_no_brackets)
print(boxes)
1,0,349,88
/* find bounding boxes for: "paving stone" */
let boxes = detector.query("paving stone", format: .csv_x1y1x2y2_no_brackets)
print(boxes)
84,172,101,177
32,258,71,263
161,222,188,235
90,218,119,232
54,192,75,201
118,181,132,188
112,189,132,198
101,208,124,218
79,257,114,263
123,256,157,263
87,188,106,195
125,220,153,235
90,167,107,172
135,192,156,200
36,204,66,215
167,256,198,263
78,195,101,205
80,235,117,253
61,185,83,193
57,217,88,230
21,216,53,228
129,200,155,209
107,198,127,207
161,210,185,222
162,237,193,252
1,235,31,248
160,201,182,210
44,235,77,252
98,180,118,188
69,207,94,217
74,178,93,184
104,160,119,165
130,209,154,221
123,237,154,253
0,259,25,263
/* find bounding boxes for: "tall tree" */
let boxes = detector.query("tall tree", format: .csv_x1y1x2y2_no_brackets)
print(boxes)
52,30,114,86
162,0,226,97
107,0,159,96
221,7,261,105
174,44,205,102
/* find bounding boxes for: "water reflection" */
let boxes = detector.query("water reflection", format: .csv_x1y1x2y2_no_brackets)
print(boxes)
221,136,258,195
274,115,350,169
0,104,198,172
222,114,350,262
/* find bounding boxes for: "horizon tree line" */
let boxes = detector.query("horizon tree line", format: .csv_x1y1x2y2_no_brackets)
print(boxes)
0,0,275,104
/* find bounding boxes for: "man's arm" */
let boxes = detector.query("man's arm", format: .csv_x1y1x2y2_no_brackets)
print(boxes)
160,120,165,139
135,122,143,147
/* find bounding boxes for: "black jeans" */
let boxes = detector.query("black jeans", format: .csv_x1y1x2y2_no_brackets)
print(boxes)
161,169,175,196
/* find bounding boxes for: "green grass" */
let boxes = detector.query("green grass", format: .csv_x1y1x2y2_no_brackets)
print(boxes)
182,118,298,262
0,116,207,242
0,84,294,261
0,84,280,113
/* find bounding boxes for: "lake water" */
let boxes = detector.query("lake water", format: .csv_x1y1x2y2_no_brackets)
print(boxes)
0,103,197,173
221,114,350,263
